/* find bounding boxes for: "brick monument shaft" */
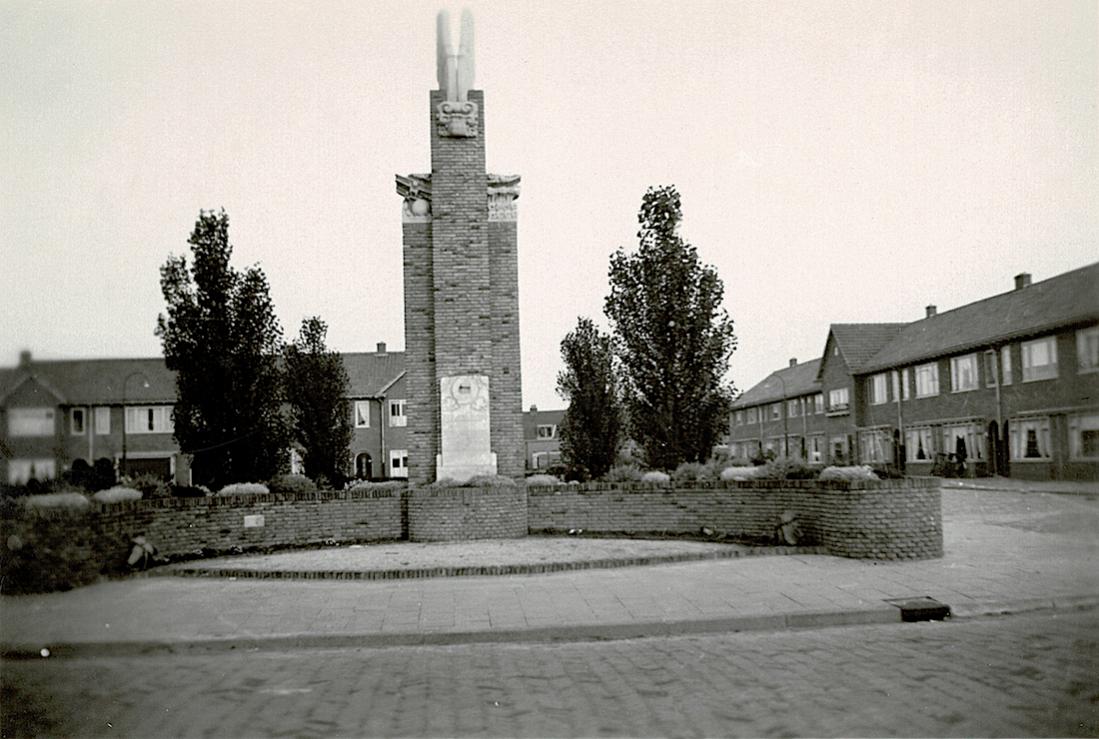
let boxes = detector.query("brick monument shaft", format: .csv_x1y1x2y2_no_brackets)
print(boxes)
398,14,523,484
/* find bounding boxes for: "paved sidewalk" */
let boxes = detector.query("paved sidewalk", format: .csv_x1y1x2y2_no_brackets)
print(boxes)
2,486,1097,656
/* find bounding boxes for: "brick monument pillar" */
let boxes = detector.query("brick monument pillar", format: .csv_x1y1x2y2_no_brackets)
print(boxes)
397,10,523,485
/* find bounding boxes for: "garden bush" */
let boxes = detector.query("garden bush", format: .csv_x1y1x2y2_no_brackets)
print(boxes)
525,474,561,486
128,474,170,499
216,482,270,496
671,461,706,483
267,473,318,495
22,492,91,510
763,456,818,480
721,465,763,481
603,464,642,482
428,475,516,489
92,486,142,504
171,484,210,498
640,470,671,484
346,479,407,491
819,465,879,481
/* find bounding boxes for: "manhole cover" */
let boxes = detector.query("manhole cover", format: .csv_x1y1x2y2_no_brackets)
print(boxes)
884,596,951,622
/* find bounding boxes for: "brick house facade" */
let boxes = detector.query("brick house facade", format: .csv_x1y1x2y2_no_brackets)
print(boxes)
729,263,1099,481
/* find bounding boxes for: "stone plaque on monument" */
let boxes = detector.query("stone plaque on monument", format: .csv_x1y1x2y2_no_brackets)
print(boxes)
436,374,497,482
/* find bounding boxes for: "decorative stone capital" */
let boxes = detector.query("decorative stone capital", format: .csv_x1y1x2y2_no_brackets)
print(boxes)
487,174,520,222
435,100,479,138
396,173,432,223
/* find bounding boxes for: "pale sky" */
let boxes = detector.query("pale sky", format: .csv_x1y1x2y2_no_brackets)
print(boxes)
2,0,1096,410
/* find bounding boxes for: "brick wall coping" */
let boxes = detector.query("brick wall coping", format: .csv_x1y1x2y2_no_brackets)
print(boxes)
526,477,941,494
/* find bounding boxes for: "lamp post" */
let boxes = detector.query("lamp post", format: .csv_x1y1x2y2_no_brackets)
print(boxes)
776,373,789,458
120,371,149,478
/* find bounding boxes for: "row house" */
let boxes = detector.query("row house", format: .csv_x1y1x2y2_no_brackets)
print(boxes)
1,342,563,485
729,262,1099,481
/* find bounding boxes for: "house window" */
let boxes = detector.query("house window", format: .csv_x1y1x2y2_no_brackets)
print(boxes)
869,374,888,405
1001,346,1013,385
389,449,409,478
8,408,55,437
746,407,757,424
829,435,848,465
1010,417,1051,460
901,368,910,400
354,401,370,428
813,394,824,414
942,423,986,461
771,403,781,420
94,406,111,435
1021,336,1058,382
905,427,935,462
915,363,939,397
389,399,407,427
950,354,979,393
125,406,173,434
828,387,849,412
858,429,890,463
70,408,86,435
787,399,799,418
1069,413,1099,459
809,435,823,463
1077,326,1099,373
734,411,744,426
984,351,998,388
7,459,57,485
537,424,557,439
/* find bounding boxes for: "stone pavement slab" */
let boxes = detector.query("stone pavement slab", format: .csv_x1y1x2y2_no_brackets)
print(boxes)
2,486,1097,655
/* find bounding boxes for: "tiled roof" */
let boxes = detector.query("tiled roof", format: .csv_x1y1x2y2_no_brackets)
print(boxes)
861,261,1099,373
342,352,406,397
732,358,821,409
827,324,907,373
522,408,565,437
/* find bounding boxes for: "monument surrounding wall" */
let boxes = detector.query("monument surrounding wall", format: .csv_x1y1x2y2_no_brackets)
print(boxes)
397,11,524,484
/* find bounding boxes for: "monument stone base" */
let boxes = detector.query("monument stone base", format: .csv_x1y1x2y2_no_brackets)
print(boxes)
436,453,497,484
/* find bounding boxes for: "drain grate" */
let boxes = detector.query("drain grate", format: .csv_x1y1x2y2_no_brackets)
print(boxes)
885,596,951,622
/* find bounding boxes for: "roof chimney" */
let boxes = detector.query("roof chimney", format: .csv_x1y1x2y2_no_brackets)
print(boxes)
529,404,538,412
18,350,31,368
925,305,937,318
1014,272,1031,290
376,341,387,354
788,358,797,368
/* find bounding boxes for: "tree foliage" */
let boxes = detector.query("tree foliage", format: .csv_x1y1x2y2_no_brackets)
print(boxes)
156,210,290,488
284,317,352,487
604,186,736,470
556,317,622,479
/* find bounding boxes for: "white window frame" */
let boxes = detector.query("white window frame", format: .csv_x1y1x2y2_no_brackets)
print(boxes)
537,424,557,439
814,394,824,414
984,351,998,388
125,406,173,434
94,406,111,435
950,354,979,393
389,449,409,478
1010,416,1051,460
354,400,371,428
7,408,55,437
809,434,823,464
828,387,849,412
746,407,757,424
869,373,888,405
7,458,57,485
942,422,986,461
905,427,935,463
771,403,781,420
787,399,799,418
915,363,939,398
858,429,890,463
70,407,87,435
901,367,910,400
1001,346,1013,385
1021,336,1058,382
1077,326,1099,374
388,399,407,427
734,411,744,426
1069,413,1099,459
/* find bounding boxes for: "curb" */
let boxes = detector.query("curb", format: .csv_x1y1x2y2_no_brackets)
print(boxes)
1,605,902,659
152,545,830,582
947,593,1099,619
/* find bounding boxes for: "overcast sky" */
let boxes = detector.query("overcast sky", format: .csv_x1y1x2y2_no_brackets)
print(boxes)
2,0,1096,409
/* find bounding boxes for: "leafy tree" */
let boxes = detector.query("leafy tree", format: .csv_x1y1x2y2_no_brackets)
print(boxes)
284,317,352,487
156,210,290,488
604,185,737,470
555,317,622,479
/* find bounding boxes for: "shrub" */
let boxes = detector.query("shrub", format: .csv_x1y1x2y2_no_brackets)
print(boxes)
763,456,818,481
672,461,705,483
171,484,210,498
563,466,591,483
23,492,91,510
819,465,879,481
346,479,407,491
92,486,142,504
216,482,270,496
67,459,93,490
640,470,671,484
427,475,517,489
525,474,561,486
90,457,118,491
127,474,170,499
721,465,763,481
267,473,318,495
603,464,642,482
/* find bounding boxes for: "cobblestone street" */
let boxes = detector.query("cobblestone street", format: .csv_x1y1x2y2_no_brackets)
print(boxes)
4,608,1097,738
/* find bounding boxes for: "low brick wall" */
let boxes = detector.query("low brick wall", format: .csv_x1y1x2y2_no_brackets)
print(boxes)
527,478,943,560
1,490,402,593
407,486,528,542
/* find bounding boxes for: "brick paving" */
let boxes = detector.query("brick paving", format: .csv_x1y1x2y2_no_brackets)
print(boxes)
4,609,1096,737
1,486,1097,653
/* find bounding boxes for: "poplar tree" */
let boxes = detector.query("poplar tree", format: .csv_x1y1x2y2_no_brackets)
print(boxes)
156,210,290,488
556,317,622,479
284,317,352,486
604,186,737,470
